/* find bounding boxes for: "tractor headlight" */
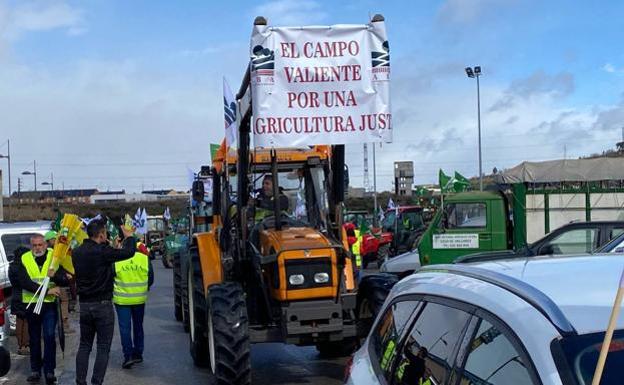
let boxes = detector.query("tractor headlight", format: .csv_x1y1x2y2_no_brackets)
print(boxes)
313,272,330,284
288,274,305,286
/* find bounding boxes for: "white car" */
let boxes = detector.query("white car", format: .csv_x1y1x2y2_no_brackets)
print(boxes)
347,254,624,385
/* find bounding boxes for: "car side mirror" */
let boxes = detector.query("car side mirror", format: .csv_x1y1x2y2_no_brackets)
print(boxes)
539,244,555,255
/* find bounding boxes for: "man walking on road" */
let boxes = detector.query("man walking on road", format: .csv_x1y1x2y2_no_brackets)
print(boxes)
113,241,154,368
72,219,136,385
14,235,66,384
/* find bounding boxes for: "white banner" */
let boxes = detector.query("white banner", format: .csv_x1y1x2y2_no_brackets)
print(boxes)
432,234,479,249
250,19,392,147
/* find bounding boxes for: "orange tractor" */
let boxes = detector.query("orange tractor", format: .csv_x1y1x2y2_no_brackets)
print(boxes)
183,41,362,385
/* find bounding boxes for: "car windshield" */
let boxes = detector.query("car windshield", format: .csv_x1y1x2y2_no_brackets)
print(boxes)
251,165,329,230
147,219,165,232
555,330,624,385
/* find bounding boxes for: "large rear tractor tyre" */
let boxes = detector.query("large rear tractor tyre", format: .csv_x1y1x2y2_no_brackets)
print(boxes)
188,248,210,367
206,282,251,385
356,273,399,337
377,244,391,266
173,252,183,322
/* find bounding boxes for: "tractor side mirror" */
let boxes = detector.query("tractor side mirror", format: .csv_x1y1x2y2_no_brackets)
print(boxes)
192,180,204,203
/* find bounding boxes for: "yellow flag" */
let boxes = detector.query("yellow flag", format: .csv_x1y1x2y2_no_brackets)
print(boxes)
51,214,85,274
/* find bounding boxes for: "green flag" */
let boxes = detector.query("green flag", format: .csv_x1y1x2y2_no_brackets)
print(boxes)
210,143,221,162
439,169,453,193
107,218,120,241
454,171,471,192
52,212,63,232
358,217,370,235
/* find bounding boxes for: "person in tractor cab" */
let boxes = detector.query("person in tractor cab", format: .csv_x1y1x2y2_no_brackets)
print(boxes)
252,175,289,222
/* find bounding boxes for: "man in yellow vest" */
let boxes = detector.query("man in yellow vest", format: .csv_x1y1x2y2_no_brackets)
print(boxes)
14,234,67,384
113,241,153,369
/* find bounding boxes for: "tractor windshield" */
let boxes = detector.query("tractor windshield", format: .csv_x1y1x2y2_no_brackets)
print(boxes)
251,165,329,230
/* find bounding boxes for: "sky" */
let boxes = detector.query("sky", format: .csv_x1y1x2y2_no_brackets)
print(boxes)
1,0,624,194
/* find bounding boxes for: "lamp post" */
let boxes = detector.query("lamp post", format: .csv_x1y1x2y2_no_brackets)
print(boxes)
22,160,37,191
465,66,483,191
0,140,11,219
41,172,54,191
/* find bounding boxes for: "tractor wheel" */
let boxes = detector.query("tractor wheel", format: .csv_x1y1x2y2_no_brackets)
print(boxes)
377,244,391,266
356,273,399,337
316,339,358,358
173,252,183,322
206,282,251,385
188,248,210,367
181,249,191,332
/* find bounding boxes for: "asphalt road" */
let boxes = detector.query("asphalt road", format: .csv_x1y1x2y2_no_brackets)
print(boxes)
4,262,349,384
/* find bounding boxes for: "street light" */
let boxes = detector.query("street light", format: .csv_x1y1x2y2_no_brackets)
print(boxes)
41,172,54,191
465,65,483,191
22,160,37,191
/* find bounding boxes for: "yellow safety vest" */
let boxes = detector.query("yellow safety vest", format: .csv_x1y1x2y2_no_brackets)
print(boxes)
113,252,149,305
21,250,56,303
352,229,362,268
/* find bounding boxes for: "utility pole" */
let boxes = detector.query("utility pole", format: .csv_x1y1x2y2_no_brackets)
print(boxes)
373,143,378,226
0,139,10,219
363,143,370,192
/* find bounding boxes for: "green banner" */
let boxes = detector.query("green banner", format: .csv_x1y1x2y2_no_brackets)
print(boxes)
210,143,221,162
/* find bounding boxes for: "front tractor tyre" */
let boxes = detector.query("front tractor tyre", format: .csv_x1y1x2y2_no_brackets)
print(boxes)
206,282,251,385
188,250,210,367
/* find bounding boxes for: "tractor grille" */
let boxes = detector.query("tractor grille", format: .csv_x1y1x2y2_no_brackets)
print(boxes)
285,257,332,290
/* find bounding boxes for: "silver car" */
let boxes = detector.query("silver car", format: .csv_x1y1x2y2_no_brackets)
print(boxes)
346,254,624,385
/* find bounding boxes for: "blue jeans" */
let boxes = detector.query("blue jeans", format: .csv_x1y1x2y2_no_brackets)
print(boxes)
27,302,58,375
114,304,145,359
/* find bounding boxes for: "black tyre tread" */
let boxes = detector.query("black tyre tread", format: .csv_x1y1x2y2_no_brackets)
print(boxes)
356,273,399,337
173,252,183,322
189,249,210,367
377,244,391,265
208,282,251,385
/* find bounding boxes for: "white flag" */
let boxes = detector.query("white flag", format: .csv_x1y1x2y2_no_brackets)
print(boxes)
224,77,238,148
387,198,395,210
164,207,171,221
137,208,148,235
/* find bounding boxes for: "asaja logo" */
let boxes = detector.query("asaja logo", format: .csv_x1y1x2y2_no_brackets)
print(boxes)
251,45,275,85
371,40,390,81
251,45,275,71
371,40,390,67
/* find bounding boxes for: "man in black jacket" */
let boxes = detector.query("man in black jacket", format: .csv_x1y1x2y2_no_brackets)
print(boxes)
9,246,30,356
72,219,135,385
13,236,68,384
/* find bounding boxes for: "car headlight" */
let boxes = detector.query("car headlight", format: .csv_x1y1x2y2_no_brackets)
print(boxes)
313,272,330,284
288,274,305,286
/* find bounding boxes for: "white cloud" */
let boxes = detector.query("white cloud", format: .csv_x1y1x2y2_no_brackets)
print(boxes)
252,0,327,26
602,62,624,74
346,67,621,191
1,1,86,41
437,0,517,25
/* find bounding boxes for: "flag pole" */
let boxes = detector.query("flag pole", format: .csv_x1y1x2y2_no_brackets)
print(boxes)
591,268,624,385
